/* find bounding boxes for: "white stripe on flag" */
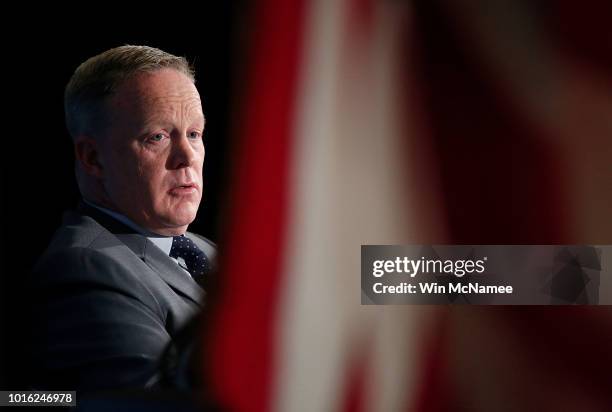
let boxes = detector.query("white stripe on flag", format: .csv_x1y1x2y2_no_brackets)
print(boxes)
273,1,442,411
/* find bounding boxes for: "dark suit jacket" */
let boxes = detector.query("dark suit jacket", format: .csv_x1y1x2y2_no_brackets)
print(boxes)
27,203,215,392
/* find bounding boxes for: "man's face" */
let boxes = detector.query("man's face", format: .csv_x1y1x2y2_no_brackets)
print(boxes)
98,68,205,236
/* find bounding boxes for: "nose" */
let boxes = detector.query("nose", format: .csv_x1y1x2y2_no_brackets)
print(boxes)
168,132,198,169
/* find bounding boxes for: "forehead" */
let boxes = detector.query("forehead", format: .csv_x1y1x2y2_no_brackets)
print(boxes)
110,69,203,120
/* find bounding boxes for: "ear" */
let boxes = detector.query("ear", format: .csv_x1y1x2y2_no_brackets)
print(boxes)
74,135,104,178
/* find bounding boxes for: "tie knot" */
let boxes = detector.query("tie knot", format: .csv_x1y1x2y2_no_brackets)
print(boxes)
170,235,210,283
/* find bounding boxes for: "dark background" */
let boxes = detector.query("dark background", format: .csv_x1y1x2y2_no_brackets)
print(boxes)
0,5,246,388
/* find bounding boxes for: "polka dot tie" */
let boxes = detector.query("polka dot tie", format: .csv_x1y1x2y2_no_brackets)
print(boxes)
169,235,210,284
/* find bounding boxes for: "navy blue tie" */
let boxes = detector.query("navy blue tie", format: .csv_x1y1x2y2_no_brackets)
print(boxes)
169,235,210,284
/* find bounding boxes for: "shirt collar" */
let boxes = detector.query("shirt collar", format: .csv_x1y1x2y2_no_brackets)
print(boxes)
82,198,174,256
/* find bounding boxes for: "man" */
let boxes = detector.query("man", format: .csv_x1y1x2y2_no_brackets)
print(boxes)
27,45,215,391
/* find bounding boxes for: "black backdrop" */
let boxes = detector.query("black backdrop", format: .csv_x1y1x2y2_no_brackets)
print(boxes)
0,5,245,388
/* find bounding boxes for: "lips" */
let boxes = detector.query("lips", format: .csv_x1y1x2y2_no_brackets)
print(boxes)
169,182,199,196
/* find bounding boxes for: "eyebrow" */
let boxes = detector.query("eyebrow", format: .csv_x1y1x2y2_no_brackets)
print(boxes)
139,113,205,129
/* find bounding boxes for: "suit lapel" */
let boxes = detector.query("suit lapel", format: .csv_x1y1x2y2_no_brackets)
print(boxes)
76,200,204,306
115,233,204,306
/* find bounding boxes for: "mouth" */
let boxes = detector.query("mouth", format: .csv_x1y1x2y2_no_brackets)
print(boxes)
169,182,199,196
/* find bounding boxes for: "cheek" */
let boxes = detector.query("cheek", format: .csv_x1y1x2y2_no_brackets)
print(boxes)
142,168,168,197
108,147,141,182
196,148,205,176
126,158,166,205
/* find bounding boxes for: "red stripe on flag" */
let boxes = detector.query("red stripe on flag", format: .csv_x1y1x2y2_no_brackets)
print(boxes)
341,350,369,412
204,0,306,410
411,310,453,412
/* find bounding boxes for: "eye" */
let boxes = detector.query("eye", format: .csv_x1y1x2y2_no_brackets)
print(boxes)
148,133,167,143
188,131,201,139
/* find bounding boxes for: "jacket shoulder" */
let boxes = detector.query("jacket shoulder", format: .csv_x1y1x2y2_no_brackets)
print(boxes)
31,241,165,318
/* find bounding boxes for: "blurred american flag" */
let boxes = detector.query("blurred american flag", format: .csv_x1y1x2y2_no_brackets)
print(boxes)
201,1,612,411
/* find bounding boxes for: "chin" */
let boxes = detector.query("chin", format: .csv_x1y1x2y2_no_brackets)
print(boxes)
166,209,198,227
154,200,199,229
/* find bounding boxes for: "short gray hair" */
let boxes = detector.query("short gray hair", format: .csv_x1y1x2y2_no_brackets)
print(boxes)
64,45,195,139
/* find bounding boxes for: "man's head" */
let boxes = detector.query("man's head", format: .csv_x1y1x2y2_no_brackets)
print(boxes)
65,45,205,236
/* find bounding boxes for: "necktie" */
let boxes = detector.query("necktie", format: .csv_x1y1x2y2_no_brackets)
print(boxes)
169,235,210,284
